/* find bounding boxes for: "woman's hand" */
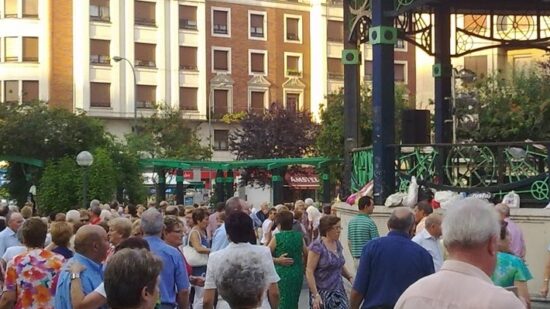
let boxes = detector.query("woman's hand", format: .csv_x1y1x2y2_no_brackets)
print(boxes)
312,293,323,309
69,261,86,274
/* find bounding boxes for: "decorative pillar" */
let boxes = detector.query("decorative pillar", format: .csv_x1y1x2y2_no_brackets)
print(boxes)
342,0,361,199
321,171,330,203
271,168,283,206
176,169,184,205
156,168,166,204
215,169,225,204
371,0,396,204
225,170,234,199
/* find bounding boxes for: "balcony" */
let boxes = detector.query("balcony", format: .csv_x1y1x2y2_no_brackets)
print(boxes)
179,19,197,30
180,64,198,71
286,33,299,41
135,18,156,27
328,72,344,80
250,27,264,38
135,60,156,68
90,55,110,65
287,69,302,77
136,101,155,109
213,24,228,35
90,5,110,22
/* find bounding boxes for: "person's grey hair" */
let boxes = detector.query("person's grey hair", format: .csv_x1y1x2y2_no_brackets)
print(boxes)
66,210,81,223
494,203,510,217
90,199,101,209
109,217,133,239
225,197,243,216
425,213,442,228
8,205,19,213
387,207,415,233
216,250,268,308
100,209,112,222
305,198,314,206
442,197,500,248
90,204,102,216
140,208,164,235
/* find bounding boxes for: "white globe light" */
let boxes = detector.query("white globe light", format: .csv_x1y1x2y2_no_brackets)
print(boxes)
76,151,94,167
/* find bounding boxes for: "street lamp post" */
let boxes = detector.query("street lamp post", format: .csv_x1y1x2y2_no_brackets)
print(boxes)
76,151,94,209
451,68,477,143
113,56,138,132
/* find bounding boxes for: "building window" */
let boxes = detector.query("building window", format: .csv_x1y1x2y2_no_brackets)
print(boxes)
4,81,19,103
214,130,229,151
213,89,228,116
22,81,38,102
213,48,229,72
364,60,372,81
212,9,229,36
286,93,300,112
179,46,197,70
464,55,488,78
4,0,17,18
135,1,155,27
285,54,301,77
90,39,110,65
179,5,197,30
250,91,265,113
136,85,156,108
285,16,301,42
250,51,266,75
327,57,343,80
22,37,38,62
179,87,198,111
22,0,38,17
90,82,110,107
249,13,265,39
4,37,18,62
395,39,406,50
327,20,343,42
394,63,406,83
135,43,156,68
90,0,110,22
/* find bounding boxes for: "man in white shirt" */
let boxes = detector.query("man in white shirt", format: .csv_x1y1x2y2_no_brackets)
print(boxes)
396,198,525,309
261,208,276,245
412,213,444,271
0,212,24,257
204,211,279,309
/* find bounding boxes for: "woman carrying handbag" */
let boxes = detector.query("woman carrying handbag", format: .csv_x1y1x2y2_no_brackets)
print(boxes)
184,208,211,309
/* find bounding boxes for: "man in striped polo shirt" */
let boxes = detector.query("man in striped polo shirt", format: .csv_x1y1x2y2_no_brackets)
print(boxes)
348,196,379,269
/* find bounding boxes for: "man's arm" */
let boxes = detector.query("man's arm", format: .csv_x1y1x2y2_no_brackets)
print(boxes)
540,252,550,297
0,291,15,309
267,282,280,309
176,289,189,309
350,289,364,309
203,288,216,309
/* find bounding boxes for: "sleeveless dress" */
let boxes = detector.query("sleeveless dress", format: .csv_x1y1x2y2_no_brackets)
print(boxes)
274,230,304,309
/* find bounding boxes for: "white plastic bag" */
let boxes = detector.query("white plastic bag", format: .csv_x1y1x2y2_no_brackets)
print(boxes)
403,176,419,208
385,192,407,207
502,191,520,208
434,191,460,210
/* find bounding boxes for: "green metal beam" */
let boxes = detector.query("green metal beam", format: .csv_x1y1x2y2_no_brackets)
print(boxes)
0,156,44,167
139,157,338,170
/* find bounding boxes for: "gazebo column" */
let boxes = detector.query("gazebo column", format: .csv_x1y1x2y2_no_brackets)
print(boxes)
156,168,166,204
321,171,331,204
271,168,283,206
215,169,225,204
176,169,184,205
371,0,396,204
225,169,234,199
433,3,452,183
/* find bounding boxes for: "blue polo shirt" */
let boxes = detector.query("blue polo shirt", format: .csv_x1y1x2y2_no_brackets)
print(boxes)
353,231,435,308
55,253,105,309
144,236,189,306
211,224,229,252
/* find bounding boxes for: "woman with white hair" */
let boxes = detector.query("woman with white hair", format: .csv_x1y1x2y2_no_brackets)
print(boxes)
66,210,81,224
306,206,322,241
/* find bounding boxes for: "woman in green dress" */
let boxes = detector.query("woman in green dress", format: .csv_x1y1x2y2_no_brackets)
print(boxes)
268,209,308,309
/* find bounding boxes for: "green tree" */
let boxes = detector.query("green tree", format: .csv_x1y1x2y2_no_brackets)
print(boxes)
106,140,146,204
126,104,211,159
87,148,117,203
37,157,80,214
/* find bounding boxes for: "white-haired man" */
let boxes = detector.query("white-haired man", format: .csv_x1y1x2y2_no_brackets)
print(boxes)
395,198,525,309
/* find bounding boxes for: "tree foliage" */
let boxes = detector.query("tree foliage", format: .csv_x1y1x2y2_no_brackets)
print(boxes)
37,157,80,214
229,107,319,160
126,105,211,160
458,68,550,141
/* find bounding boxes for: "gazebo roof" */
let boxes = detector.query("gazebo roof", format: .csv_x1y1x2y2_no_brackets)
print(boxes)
396,0,550,15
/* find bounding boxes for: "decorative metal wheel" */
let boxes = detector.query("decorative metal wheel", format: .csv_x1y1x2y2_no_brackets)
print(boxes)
446,146,496,187
531,180,550,201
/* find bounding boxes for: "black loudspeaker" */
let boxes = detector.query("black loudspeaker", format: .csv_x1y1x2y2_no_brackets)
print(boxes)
401,109,431,144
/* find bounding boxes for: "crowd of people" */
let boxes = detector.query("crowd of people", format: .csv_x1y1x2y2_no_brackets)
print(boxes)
0,192,539,309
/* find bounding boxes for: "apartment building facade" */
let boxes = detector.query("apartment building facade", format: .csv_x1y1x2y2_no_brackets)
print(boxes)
0,0,416,160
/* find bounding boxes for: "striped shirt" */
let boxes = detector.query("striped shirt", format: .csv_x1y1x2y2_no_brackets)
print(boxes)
348,213,379,258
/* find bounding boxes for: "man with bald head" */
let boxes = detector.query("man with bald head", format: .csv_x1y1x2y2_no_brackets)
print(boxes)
0,211,24,257
350,207,434,309
211,196,247,252
55,225,109,309
413,213,444,271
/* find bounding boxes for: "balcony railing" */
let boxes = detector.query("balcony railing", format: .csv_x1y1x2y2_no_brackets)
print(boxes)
286,33,299,41
179,19,197,30
90,5,110,22
4,56,18,62
135,60,156,68
287,69,302,77
180,64,198,71
328,72,344,80
135,18,156,27
213,24,228,34
136,101,155,109
250,27,264,38
351,141,550,207
90,55,110,65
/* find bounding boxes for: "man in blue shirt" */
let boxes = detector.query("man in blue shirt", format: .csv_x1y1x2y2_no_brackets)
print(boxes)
350,207,434,309
141,208,189,309
211,197,251,252
55,225,109,309
0,212,23,257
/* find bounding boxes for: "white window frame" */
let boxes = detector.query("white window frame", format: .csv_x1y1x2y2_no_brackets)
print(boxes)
283,89,303,111
395,39,408,52
394,60,408,84
212,87,233,114
247,88,269,111
211,46,232,73
211,7,231,38
248,10,267,41
248,49,268,76
284,14,302,44
284,52,303,78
